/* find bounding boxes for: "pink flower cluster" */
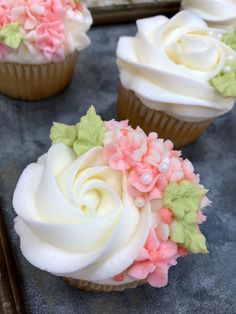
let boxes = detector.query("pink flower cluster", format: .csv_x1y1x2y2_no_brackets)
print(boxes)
0,0,83,61
104,120,199,201
128,228,178,287
104,120,199,287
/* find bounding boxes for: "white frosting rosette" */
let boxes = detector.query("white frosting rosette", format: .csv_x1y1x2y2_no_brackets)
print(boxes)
13,143,151,284
182,0,236,30
117,11,235,122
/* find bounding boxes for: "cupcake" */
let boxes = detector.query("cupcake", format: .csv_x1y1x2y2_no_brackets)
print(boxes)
117,11,236,147
182,0,236,30
0,0,92,100
13,106,210,292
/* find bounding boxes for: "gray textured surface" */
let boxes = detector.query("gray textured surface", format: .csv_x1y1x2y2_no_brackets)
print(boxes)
0,24,236,314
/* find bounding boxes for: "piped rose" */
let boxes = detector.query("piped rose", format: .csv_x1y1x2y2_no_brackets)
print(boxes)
13,108,151,281
117,11,235,122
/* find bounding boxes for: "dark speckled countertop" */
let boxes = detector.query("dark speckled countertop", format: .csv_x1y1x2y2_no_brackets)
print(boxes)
0,24,236,314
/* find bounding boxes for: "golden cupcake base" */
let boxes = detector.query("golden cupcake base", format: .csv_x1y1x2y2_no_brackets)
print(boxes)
63,277,146,292
118,85,213,148
0,53,78,101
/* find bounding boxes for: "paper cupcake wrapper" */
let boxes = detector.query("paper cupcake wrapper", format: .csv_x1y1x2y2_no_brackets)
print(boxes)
118,85,213,148
63,277,146,292
0,53,78,101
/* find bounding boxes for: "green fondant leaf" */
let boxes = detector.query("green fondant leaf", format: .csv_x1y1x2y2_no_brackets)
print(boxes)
184,225,208,254
163,180,205,220
0,23,22,49
75,106,105,157
210,60,236,97
222,31,236,51
209,31,236,97
164,180,207,254
50,122,77,147
49,106,105,157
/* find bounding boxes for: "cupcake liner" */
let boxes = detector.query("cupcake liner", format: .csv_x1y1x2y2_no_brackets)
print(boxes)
117,85,213,148
63,277,146,292
0,52,78,101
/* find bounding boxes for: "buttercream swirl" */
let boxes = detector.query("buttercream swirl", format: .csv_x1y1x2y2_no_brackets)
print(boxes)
117,11,235,122
182,0,236,30
13,143,151,284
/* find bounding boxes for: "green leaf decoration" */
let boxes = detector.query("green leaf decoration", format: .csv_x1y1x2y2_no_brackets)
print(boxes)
163,180,208,254
74,106,105,157
209,31,236,97
50,122,77,147
0,23,23,49
49,106,105,157
222,31,236,51
210,60,236,97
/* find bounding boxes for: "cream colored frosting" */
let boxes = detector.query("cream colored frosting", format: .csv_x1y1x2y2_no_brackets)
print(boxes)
13,144,151,283
117,11,235,122
182,0,236,30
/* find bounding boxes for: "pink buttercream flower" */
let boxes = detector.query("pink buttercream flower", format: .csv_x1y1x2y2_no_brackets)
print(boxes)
0,1,11,26
103,125,148,171
128,228,178,287
103,120,200,201
35,20,65,61
11,0,65,30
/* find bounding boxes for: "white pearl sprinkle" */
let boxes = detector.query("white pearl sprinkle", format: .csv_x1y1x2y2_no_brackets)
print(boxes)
140,173,153,185
227,54,235,61
224,65,232,73
208,31,214,37
217,33,222,40
159,157,170,172
135,197,145,208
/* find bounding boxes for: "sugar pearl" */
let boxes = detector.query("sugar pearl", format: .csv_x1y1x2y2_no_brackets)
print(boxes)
135,197,145,208
227,54,235,61
224,65,232,73
208,31,214,37
140,173,153,185
159,157,170,172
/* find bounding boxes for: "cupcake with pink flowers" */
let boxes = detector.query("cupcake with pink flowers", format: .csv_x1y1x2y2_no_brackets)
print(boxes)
13,106,209,292
0,0,92,100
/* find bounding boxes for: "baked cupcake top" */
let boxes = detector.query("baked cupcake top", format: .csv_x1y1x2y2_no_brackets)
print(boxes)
0,0,92,64
117,11,236,122
13,107,209,288
182,0,236,30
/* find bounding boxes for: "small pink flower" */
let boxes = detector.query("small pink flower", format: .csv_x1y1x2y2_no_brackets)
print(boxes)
182,159,198,182
177,246,188,257
128,228,178,287
197,211,207,224
0,2,11,26
103,143,132,171
159,208,173,225
112,273,124,282
35,21,65,61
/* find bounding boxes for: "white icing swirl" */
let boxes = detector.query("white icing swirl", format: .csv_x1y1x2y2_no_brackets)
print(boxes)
13,144,151,283
182,0,236,30
117,11,235,122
